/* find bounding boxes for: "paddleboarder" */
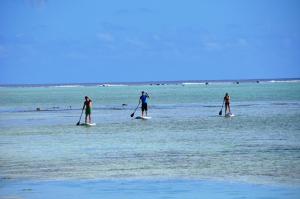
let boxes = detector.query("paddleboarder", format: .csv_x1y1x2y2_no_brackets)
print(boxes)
83,96,92,124
139,91,150,117
224,93,231,115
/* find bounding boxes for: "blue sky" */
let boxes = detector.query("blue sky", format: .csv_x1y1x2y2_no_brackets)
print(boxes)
0,0,299,84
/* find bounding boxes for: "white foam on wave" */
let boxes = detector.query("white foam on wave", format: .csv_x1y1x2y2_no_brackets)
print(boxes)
53,85,83,88
266,80,300,83
182,82,206,85
98,84,128,87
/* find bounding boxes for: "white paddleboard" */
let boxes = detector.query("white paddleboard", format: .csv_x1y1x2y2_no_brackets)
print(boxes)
135,116,152,120
225,113,235,117
80,123,96,126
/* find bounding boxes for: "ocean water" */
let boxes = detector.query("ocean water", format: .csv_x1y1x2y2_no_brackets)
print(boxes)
0,81,300,187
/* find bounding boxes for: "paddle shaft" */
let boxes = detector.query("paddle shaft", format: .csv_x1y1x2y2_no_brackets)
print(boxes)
131,102,140,117
77,108,84,125
219,100,225,115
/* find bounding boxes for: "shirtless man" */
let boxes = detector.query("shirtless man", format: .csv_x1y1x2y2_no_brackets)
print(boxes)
83,96,92,124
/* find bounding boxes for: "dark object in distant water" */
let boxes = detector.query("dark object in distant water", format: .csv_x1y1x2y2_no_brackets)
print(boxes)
122,104,127,106
36,108,41,111
205,82,209,85
256,81,260,83
236,81,240,84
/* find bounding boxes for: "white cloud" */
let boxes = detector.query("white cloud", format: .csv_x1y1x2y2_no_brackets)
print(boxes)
115,8,155,15
237,38,248,46
16,33,25,38
0,45,8,58
96,33,115,42
152,34,161,41
126,38,146,48
203,41,222,51
25,0,47,8
66,51,88,60
224,38,249,48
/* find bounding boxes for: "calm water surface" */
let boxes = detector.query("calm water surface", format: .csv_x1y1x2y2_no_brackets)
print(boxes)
0,82,300,186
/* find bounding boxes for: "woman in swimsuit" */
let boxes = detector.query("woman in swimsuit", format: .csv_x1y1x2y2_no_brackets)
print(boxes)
224,93,231,114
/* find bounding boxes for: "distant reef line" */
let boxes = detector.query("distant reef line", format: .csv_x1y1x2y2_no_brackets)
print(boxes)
1,77,299,87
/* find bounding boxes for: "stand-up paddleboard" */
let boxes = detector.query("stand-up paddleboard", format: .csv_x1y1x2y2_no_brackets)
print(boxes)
135,116,152,120
79,123,96,126
225,113,235,117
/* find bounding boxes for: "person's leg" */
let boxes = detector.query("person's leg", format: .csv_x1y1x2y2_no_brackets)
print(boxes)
142,104,145,117
145,104,148,116
88,114,91,123
85,114,88,123
228,104,231,113
225,104,228,114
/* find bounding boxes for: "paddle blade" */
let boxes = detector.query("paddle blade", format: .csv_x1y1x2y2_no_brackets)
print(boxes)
219,110,222,116
130,112,134,117
76,121,80,125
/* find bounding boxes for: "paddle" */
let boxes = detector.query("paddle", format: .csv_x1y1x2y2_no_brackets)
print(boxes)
130,102,140,117
219,101,224,116
76,108,84,125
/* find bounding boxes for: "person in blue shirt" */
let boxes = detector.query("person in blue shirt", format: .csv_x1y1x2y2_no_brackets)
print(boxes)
139,91,150,117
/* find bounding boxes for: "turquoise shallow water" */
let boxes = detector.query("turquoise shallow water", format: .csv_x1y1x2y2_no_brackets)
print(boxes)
1,179,300,199
0,82,300,186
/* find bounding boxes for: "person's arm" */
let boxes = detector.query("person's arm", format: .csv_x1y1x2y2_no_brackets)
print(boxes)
82,102,86,110
146,93,150,98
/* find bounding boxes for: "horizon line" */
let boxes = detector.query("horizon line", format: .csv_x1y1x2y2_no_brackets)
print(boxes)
0,77,299,87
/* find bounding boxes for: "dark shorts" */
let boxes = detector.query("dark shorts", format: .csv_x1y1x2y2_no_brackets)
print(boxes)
141,103,148,111
85,108,91,115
